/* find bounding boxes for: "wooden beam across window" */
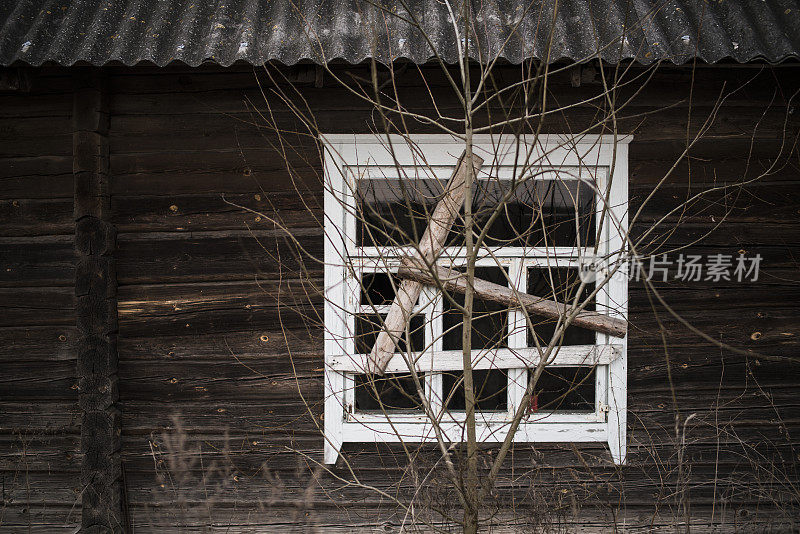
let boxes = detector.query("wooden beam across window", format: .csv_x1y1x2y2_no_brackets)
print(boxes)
367,150,484,374
397,258,628,338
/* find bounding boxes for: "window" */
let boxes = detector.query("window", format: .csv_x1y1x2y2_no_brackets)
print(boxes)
323,135,629,465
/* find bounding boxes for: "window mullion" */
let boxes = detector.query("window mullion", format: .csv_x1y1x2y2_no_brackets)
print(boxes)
342,267,360,417
507,258,527,418
426,285,444,417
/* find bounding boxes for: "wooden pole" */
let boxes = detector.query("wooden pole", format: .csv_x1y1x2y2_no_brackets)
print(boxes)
367,150,484,374
397,258,627,338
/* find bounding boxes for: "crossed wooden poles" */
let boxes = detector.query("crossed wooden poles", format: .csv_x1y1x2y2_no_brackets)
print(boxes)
367,151,627,375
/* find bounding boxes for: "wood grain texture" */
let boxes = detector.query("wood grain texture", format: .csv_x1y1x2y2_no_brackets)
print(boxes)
0,70,82,533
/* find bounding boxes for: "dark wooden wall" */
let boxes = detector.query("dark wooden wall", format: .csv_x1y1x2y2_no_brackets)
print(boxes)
1,62,799,532
0,68,81,530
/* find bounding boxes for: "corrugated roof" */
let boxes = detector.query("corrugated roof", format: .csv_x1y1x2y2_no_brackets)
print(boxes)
1,0,798,67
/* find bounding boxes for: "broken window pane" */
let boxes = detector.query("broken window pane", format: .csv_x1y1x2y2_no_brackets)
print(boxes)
442,369,508,411
355,373,424,411
527,267,596,346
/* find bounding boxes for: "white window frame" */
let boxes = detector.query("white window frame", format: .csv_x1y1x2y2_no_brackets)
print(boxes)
322,134,629,465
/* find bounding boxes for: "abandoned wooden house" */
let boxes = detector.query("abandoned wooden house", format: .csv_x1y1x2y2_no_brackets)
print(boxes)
1,0,799,532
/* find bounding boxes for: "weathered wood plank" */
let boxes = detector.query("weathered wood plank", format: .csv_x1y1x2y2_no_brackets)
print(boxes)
105,106,798,148
0,155,73,179
0,98,72,122
117,360,322,403
115,465,797,509
0,435,81,471
117,280,321,336
0,326,78,361
111,191,321,233
110,167,321,197
115,508,797,534
0,114,71,144
109,76,798,123
628,284,800,311
0,361,76,404
0,400,80,433
118,425,798,468
0,287,75,327
0,174,75,200
0,198,74,236
631,181,800,219
106,62,798,95
109,114,317,152
109,146,316,176
115,233,323,284
0,241,76,287
117,328,321,361
0,471,83,505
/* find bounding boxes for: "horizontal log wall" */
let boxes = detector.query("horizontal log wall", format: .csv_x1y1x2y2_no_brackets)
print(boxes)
0,68,81,531
1,62,799,532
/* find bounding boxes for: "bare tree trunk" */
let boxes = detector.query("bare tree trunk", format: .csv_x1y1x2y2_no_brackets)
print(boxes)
461,6,479,532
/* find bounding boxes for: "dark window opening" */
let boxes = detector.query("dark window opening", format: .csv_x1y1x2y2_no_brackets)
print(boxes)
357,177,444,247
527,267,596,346
531,367,595,412
443,267,509,351
360,273,399,305
449,178,596,248
355,314,425,355
355,373,424,411
442,369,508,411
356,177,595,249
